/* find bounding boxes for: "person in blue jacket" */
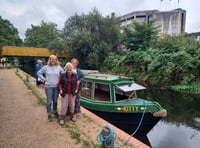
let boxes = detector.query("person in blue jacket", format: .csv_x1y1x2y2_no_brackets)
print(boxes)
35,59,44,87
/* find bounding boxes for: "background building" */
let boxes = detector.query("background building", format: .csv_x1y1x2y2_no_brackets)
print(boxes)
119,8,186,36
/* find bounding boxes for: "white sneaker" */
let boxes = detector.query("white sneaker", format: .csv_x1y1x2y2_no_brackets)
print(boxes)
60,119,64,125
71,117,77,122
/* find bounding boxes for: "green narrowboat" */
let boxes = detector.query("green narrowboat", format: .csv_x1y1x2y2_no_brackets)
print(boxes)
80,71,167,136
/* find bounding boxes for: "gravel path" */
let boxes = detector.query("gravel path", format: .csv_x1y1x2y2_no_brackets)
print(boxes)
0,69,81,148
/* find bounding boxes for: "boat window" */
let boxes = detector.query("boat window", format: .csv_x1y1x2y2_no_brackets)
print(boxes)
115,83,136,101
81,81,92,99
94,83,111,102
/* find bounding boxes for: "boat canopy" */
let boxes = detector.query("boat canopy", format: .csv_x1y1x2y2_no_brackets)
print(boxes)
116,83,146,92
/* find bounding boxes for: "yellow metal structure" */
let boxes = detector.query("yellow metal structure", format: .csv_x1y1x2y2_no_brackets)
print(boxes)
2,46,51,57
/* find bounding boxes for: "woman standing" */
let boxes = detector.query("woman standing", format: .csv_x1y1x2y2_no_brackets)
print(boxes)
58,62,79,125
71,58,84,119
38,55,64,122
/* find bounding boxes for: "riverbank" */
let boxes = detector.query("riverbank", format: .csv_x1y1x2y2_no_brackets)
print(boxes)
171,83,200,94
0,68,149,148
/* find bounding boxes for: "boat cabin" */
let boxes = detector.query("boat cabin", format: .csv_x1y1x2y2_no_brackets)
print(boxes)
80,72,146,103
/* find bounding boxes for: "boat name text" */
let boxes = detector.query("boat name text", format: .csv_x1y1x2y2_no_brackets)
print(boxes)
117,106,145,112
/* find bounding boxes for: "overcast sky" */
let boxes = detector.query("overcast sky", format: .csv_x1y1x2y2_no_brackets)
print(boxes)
0,0,200,39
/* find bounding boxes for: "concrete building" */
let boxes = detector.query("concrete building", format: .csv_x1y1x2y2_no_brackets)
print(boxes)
118,8,186,36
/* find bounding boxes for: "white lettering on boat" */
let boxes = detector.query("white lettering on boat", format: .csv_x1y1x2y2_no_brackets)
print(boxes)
117,106,145,112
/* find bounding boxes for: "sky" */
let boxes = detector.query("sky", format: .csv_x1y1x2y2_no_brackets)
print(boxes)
0,0,200,40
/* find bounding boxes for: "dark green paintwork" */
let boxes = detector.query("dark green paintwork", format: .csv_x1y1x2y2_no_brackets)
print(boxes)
80,73,165,113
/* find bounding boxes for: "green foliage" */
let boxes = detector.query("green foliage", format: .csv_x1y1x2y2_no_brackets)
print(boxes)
88,41,112,69
154,35,200,85
122,20,159,51
70,31,93,68
63,8,121,68
0,16,22,47
101,52,123,72
24,21,63,50
104,32,200,86
109,50,152,79
171,84,200,94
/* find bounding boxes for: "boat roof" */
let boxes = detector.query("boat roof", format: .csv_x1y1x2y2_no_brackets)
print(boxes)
84,73,133,82
82,70,146,91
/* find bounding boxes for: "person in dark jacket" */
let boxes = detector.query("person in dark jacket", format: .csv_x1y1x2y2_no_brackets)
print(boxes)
58,62,79,125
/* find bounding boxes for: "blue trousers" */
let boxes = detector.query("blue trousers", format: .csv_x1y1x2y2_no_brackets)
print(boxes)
45,87,59,114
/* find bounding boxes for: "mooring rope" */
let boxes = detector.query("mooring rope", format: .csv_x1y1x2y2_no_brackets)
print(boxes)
116,100,148,148
97,101,148,148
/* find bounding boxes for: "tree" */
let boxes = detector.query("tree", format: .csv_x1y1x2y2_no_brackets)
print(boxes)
0,16,22,47
110,50,152,79
122,20,159,51
24,21,63,50
70,31,93,68
101,52,123,72
63,8,121,69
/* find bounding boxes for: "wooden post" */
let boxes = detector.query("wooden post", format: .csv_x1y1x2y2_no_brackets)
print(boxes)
26,74,29,82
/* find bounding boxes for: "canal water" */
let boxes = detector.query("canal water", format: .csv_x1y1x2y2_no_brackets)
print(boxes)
138,89,200,148
20,61,200,148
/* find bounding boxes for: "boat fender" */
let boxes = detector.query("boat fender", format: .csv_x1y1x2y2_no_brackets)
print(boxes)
97,125,116,148
153,109,167,117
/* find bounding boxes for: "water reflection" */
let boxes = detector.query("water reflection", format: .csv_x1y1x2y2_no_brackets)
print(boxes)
148,121,200,148
138,88,200,148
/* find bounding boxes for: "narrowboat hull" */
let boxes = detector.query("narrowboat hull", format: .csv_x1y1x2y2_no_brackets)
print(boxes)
83,107,161,136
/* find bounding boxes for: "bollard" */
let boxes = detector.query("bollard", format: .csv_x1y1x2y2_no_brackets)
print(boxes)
26,74,29,82
97,125,115,148
102,127,110,148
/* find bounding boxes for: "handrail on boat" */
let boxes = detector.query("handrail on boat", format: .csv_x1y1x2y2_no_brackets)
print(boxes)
81,69,99,75
81,69,130,79
86,74,109,79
